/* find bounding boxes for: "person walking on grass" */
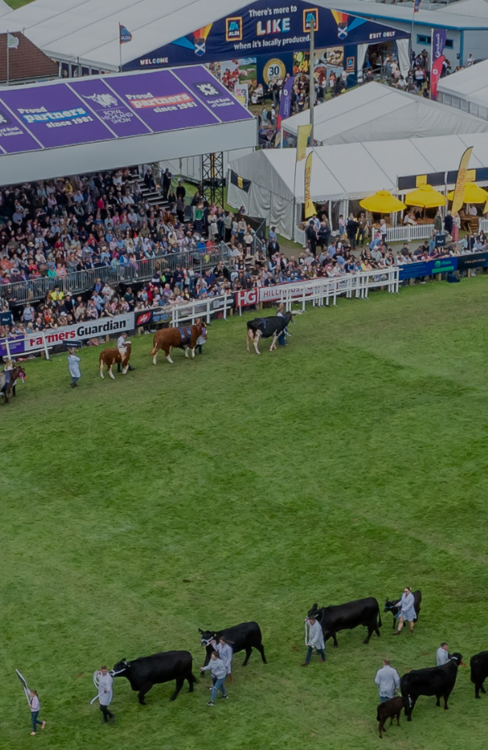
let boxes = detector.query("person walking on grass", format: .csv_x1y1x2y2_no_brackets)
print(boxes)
302,615,326,665
68,347,81,388
201,651,228,706
436,642,450,666
393,586,416,636
217,636,233,685
95,666,115,724
375,659,400,702
29,690,46,735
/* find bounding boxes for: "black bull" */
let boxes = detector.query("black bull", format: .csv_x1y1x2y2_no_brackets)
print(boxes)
400,653,464,720
471,651,488,699
199,621,267,667
113,651,197,704
308,598,382,647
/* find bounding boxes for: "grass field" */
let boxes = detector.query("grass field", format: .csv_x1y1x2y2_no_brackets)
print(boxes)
2,277,488,750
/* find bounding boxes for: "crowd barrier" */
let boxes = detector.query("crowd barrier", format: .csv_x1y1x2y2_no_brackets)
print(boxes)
236,268,400,314
1,243,230,305
386,224,435,244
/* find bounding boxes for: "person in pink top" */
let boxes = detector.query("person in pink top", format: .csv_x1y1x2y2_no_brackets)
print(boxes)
29,690,46,735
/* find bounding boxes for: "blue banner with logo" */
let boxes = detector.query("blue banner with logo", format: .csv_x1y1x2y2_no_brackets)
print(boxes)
398,257,457,280
124,0,408,70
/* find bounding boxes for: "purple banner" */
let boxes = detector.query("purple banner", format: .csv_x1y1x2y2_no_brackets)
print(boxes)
0,101,42,154
431,28,446,64
108,70,218,132
173,66,254,123
0,335,25,358
0,83,115,149
69,78,152,138
277,75,295,130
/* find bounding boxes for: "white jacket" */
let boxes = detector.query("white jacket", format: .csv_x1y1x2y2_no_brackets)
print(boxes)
308,620,325,650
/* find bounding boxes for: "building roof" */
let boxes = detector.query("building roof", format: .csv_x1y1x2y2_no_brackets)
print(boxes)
315,0,488,29
283,82,488,144
0,32,58,84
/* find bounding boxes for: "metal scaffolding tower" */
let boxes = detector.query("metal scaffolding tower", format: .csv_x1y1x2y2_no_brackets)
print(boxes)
201,152,224,206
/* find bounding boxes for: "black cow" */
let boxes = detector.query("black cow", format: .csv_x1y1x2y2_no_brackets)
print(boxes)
308,598,382,647
199,622,267,668
112,651,197,704
400,652,463,721
470,651,488,698
246,312,293,354
384,590,422,629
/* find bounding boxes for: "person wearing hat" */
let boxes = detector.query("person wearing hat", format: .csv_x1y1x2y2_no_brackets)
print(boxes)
68,347,81,388
116,332,134,372
302,616,326,665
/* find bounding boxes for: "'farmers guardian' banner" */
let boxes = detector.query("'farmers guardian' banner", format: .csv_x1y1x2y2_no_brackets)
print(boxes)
430,28,446,100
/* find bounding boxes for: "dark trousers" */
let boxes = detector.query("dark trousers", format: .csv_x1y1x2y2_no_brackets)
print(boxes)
305,646,325,663
31,711,43,732
100,704,114,723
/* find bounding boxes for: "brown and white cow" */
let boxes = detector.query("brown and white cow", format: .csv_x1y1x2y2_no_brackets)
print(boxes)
99,343,131,379
150,321,202,365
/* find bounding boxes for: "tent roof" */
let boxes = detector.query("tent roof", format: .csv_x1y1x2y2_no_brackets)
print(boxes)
283,83,488,144
0,0,250,70
315,0,488,29
438,60,488,106
229,133,488,203
0,64,256,186
0,0,409,71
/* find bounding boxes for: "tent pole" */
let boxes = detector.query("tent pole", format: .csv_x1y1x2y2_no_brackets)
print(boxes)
310,19,315,143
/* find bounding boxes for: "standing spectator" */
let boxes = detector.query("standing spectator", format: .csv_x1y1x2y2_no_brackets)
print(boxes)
374,659,400,703
436,642,450,666
346,213,358,250
302,615,326,665
216,636,233,684
467,53,474,66
305,219,317,257
68,347,81,388
95,666,115,724
393,586,417,636
22,303,35,324
201,652,228,706
29,690,46,735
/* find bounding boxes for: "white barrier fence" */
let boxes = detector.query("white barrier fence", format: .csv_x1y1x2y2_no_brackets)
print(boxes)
386,224,435,244
479,219,488,234
236,268,399,314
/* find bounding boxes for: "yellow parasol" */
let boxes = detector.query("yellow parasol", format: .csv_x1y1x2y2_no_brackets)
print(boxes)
404,184,446,208
359,190,406,213
447,183,488,204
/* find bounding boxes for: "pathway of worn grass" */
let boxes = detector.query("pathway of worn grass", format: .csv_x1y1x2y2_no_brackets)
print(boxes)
2,277,488,750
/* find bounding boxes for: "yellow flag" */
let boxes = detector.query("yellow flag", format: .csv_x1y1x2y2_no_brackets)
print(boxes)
304,152,314,219
451,146,473,216
297,123,312,163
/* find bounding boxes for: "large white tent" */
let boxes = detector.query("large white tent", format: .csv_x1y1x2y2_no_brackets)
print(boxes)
283,83,488,146
0,0,260,72
437,61,488,120
228,134,488,239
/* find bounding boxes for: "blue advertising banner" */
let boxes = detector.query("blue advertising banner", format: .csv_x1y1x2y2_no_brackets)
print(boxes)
124,0,409,70
398,257,457,280
456,251,488,271
0,334,25,358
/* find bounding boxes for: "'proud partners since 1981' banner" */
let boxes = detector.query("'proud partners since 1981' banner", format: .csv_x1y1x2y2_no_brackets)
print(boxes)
0,312,135,358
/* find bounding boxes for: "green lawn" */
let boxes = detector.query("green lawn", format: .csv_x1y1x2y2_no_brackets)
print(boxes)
2,277,488,749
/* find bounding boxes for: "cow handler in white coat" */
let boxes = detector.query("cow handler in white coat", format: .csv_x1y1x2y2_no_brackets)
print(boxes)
302,616,326,665
217,637,233,684
95,666,115,724
393,586,416,636
68,348,81,388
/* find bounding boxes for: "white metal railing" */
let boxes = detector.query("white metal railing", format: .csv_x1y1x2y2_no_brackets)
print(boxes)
478,219,488,233
386,224,435,243
167,295,233,326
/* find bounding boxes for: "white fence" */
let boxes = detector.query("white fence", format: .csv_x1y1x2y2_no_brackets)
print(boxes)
479,219,488,234
386,224,435,243
236,268,399,314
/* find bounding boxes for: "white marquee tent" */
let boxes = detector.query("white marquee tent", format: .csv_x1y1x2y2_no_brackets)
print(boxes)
0,0,254,72
228,134,488,239
283,83,488,146
437,61,488,120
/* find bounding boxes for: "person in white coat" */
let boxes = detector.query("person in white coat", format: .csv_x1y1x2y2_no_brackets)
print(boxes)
68,348,81,388
393,586,416,635
436,642,450,666
96,666,114,724
302,616,326,665
375,659,400,702
201,652,228,706
217,637,233,684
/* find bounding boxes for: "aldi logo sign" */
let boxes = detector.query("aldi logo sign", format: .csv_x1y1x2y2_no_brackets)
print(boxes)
226,17,242,41
303,8,319,32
